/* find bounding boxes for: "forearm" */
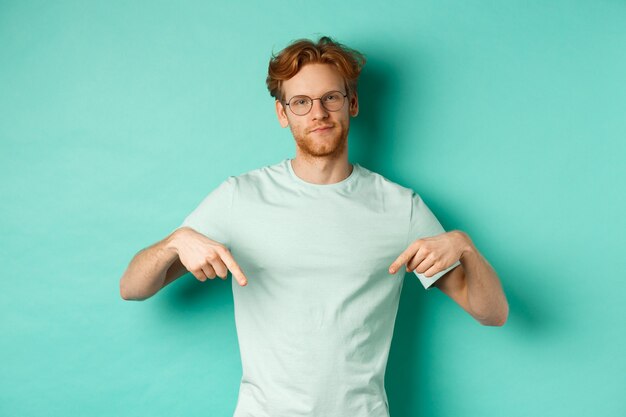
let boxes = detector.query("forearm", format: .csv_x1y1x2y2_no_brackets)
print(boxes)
455,231,509,326
119,232,180,301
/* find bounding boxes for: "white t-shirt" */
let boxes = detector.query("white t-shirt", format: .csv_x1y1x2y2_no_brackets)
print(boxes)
178,158,461,417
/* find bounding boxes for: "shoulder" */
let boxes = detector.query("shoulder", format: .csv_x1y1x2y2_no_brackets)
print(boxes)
357,164,416,199
226,159,287,190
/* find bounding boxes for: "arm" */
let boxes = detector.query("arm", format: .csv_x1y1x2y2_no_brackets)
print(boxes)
434,231,509,326
119,231,188,301
119,227,249,301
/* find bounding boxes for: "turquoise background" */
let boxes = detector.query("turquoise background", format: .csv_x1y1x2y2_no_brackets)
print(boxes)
1,1,624,416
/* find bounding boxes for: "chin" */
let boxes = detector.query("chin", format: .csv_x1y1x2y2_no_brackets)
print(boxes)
306,138,346,157
293,127,348,156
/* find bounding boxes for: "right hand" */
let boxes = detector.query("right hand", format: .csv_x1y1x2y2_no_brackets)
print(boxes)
172,227,248,286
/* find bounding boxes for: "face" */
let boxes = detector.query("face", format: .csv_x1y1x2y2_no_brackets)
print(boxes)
275,63,359,159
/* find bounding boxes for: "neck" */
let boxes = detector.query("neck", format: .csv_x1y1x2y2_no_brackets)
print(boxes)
290,153,353,185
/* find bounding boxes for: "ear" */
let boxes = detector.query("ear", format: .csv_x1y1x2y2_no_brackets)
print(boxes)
275,100,290,128
349,92,359,117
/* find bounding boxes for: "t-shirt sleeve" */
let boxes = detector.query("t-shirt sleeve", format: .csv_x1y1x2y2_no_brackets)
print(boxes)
175,176,235,248
407,191,461,291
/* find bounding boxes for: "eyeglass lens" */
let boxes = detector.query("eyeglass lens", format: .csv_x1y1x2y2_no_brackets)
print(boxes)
288,91,346,115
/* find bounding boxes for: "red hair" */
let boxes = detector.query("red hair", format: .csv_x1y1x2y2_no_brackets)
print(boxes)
266,36,366,102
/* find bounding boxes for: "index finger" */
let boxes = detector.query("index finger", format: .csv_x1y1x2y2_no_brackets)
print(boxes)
217,248,248,286
388,242,419,274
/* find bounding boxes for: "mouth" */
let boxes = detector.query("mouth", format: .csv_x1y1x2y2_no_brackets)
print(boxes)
311,125,334,133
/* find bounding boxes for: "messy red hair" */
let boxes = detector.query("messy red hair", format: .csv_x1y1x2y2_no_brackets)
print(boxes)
266,36,366,102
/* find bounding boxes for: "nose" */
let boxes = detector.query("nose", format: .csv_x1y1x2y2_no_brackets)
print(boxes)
310,98,329,120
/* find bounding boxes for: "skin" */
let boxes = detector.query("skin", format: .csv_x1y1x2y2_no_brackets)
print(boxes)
276,63,509,326
122,62,509,328
275,63,358,185
388,230,509,326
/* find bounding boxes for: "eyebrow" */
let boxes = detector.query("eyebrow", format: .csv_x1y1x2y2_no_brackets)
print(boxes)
288,88,345,98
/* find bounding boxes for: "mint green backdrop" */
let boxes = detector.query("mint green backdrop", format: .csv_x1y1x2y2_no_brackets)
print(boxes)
1,1,624,416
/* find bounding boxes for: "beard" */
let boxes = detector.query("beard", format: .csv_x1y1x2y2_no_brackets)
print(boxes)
290,123,349,159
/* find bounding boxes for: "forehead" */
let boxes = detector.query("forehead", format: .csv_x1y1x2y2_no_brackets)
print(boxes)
282,63,345,98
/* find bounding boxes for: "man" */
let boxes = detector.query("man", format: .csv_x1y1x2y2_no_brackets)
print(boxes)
120,36,508,417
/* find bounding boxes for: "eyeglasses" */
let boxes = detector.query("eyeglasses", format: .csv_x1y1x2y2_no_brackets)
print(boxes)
282,90,348,116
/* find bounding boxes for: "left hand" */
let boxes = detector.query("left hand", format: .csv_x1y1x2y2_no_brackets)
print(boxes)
388,231,465,276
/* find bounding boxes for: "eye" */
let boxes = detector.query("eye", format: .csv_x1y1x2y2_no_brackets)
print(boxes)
291,96,310,106
324,93,340,101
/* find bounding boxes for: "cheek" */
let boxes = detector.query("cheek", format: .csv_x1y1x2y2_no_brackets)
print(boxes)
292,121,305,132
289,123,305,137
337,113,351,129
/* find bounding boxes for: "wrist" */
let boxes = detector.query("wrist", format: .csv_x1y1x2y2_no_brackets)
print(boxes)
451,230,475,259
164,228,184,255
